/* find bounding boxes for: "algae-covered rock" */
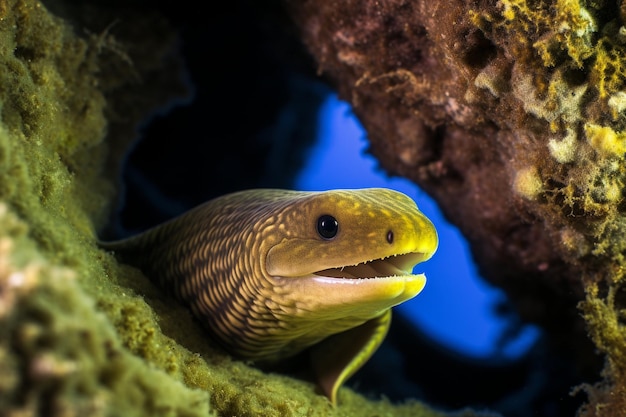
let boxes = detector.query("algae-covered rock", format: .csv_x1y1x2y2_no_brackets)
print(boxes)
0,0,210,415
283,0,626,415
0,0,498,415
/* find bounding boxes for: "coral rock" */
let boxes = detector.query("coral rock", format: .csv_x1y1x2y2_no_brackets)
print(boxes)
284,0,626,415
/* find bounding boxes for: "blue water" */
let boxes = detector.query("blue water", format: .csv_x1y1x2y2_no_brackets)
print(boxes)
295,94,539,359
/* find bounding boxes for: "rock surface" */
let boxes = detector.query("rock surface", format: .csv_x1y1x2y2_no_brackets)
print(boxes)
284,0,626,415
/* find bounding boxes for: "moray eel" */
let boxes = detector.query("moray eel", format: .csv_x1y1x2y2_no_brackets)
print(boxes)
100,188,438,404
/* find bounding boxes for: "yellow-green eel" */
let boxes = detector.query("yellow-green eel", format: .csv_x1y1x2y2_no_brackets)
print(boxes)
100,188,438,404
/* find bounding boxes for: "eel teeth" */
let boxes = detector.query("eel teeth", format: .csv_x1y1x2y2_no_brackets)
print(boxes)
314,252,426,279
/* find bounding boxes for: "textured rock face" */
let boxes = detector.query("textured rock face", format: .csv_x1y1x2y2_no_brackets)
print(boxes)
284,0,626,414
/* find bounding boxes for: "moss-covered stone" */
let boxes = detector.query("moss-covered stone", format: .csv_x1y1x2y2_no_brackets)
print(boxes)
0,201,213,416
0,0,212,414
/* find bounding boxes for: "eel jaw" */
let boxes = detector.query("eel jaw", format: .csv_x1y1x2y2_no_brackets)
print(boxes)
313,252,428,280
272,252,429,317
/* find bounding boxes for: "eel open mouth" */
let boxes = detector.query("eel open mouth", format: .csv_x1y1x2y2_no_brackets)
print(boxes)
314,252,427,279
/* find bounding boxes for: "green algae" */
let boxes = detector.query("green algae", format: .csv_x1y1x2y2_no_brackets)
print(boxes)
0,202,213,416
0,0,500,415
0,0,213,414
576,282,626,416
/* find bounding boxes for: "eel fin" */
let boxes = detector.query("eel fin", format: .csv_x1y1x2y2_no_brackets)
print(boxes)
310,310,392,405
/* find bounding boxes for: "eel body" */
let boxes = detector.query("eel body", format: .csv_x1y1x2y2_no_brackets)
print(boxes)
100,188,438,403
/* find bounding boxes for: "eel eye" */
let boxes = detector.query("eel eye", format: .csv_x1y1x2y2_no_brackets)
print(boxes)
317,214,338,239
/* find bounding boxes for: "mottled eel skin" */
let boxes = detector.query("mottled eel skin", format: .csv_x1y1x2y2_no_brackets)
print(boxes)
100,188,438,404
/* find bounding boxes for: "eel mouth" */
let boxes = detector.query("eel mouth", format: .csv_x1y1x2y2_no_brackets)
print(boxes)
314,252,428,279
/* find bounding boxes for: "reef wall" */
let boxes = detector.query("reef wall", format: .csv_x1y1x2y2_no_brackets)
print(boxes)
0,0,497,416
284,0,626,415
